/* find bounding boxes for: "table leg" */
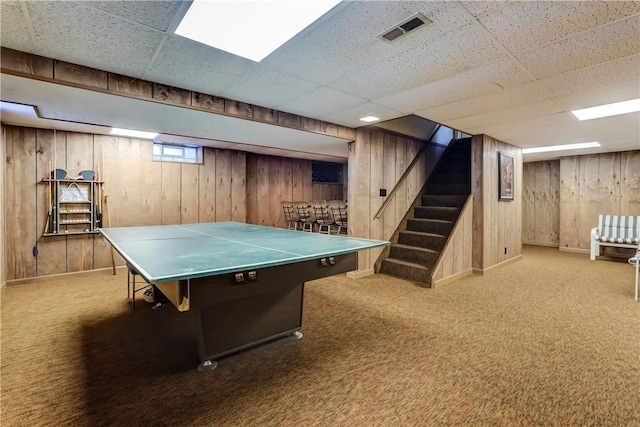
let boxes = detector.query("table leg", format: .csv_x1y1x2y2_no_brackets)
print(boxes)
635,252,638,301
197,359,219,372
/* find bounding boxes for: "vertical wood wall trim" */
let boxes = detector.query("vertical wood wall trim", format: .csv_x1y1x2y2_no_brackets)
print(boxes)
0,125,6,289
471,135,484,270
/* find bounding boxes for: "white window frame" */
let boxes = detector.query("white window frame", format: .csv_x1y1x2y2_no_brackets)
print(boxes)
153,142,203,164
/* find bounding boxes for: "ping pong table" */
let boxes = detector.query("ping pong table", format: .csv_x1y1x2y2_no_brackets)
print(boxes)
100,222,388,370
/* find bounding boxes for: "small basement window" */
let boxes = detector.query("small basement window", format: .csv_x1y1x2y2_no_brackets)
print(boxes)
312,162,343,183
153,142,203,164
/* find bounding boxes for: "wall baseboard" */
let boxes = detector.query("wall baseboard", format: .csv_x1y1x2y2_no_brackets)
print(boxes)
474,255,523,275
432,268,473,288
346,268,375,279
5,266,126,287
559,247,589,254
523,242,560,248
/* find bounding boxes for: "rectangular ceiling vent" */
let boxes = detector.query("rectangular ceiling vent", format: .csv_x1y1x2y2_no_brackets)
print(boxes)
380,13,432,42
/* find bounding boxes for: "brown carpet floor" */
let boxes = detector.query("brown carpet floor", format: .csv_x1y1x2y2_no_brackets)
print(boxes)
1,245,639,426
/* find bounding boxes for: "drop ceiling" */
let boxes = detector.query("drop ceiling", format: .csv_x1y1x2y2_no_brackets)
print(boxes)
1,0,639,163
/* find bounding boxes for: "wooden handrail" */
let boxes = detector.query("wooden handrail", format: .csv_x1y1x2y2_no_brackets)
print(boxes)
373,125,441,220
373,143,428,220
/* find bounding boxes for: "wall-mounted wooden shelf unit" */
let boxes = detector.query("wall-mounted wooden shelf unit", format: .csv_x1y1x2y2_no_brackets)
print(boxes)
40,179,104,237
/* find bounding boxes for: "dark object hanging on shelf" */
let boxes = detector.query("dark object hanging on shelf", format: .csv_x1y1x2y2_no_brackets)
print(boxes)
78,170,96,180
50,169,67,179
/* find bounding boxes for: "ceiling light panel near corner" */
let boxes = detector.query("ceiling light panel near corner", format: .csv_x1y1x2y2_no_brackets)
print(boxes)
380,12,432,42
175,0,342,62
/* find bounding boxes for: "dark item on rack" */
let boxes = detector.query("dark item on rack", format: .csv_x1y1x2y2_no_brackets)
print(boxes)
50,169,67,179
78,170,96,180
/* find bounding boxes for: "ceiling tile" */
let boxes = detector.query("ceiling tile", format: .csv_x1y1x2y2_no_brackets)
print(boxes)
330,23,508,100
459,0,518,18
78,1,184,31
218,70,320,109
554,81,640,111
144,35,259,95
443,99,563,132
539,54,640,98
25,1,164,77
280,87,367,119
416,81,549,123
516,15,639,79
480,1,640,54
0,1,34,53
376,59,532,113
319,102,403,127
262,1,472,86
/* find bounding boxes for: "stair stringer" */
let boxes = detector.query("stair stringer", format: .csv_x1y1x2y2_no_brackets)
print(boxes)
430,194,474,287
374,177,431,275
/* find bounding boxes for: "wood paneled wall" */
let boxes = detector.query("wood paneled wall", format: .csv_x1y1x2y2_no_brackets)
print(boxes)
471,135,523,272
246,154,312,228
348,128,445,273
245,153,344,228
559,150,640,251
1,125,6,288
522,160,560,246
3,125,246,281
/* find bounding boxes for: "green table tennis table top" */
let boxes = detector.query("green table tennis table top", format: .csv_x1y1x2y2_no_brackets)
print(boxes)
100,222,388,283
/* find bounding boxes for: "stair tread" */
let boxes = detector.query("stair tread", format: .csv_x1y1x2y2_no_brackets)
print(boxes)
409,218,453,224
382,258,430,270
416,206,458,211
399,230,446,238
391,243,438,254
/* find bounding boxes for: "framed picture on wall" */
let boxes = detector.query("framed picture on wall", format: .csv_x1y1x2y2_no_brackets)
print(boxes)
498,152,514,201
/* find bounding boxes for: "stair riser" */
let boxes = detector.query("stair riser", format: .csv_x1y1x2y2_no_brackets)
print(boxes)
422,195,467,207
426,183,469,195
414,206,459,221
398,232,446,251
380,260,431,284
389,246,438,266
407,219,453,235
446,154,470,163
430,174,470,185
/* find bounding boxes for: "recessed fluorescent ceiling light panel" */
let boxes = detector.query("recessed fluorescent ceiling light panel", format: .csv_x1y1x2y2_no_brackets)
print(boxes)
175,0,342,62
360,116,380,122
111,128,159,139
572,98,640,121
522,142,600,154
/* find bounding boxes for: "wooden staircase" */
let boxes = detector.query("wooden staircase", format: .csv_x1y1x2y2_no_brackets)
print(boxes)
379,138,471,285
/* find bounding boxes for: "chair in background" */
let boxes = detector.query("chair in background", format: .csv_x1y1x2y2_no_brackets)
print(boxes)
281,201,300,230
329,201,348,235
313,201,334,234
295,201,316,232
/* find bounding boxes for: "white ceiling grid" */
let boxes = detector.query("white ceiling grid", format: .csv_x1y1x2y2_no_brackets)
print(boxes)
0,0,638,162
